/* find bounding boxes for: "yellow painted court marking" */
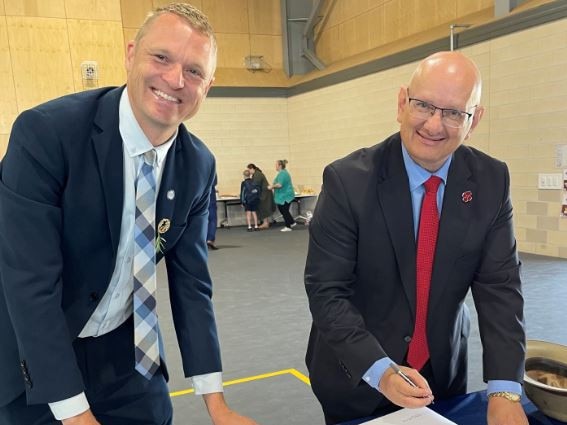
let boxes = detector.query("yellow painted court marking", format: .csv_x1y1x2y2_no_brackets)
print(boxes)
169,368,310,398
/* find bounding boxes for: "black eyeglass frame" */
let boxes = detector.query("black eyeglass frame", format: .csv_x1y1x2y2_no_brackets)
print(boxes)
406,89,476,128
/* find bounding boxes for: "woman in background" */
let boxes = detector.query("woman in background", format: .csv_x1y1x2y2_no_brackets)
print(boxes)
247,163,275,229
268,159,296,232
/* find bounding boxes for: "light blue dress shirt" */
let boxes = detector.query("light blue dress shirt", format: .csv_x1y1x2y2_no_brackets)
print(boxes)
362,143,521,397
79,88,175,339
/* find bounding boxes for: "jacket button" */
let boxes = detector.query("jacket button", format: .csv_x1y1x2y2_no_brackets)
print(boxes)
404,336,412,343
89,292,99,302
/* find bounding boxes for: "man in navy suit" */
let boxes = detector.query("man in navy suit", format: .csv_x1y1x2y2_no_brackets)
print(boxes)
0,3,256,425
305,52,528,425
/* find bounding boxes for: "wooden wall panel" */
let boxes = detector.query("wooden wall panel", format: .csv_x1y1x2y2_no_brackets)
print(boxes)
382,0,413,44
323,0,342,28
457,0,493,16
341,0,372,22
121,0,152,28
202,0,248,34
248,0,280,35
67,20,126,91
318,0,496,67
250,34,282,69
65,0,121,21
0,17,18,134
7,16,74,111
215,32,249,68
417,0,456,28
0,134,8,158
122,26,137,47
4,0,65,18
367,4,385,49
327,0,373,28
339,13,370,58
318,24,341,64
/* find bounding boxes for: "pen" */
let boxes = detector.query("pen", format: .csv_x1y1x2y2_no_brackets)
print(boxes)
389,362,434,404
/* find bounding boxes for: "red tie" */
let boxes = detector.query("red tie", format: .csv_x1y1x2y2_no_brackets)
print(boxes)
407,175,442,371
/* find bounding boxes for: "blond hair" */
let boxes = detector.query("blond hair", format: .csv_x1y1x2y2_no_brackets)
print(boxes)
136,2,217,54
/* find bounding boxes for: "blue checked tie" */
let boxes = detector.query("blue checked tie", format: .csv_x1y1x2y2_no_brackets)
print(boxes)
133,150,160,379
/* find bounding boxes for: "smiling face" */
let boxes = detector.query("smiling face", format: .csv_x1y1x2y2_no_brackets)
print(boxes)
397,52,484,172
125,12,216,145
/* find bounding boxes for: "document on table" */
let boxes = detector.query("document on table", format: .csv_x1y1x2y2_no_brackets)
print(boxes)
359,407,456,425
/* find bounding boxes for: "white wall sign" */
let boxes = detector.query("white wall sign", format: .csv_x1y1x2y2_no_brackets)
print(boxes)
556,144,567,168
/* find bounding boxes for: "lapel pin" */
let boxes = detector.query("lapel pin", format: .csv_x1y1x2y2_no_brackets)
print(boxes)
462,191,473,203
167,190,175,200
158,218,171,234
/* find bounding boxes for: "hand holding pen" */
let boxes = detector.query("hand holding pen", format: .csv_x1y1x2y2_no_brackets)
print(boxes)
379,362,434,408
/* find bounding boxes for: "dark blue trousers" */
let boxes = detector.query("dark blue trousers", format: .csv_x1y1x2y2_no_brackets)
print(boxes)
207,194,217,241
0,318,173,425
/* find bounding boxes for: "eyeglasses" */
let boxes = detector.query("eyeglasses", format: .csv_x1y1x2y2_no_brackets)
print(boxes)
407,90,475,128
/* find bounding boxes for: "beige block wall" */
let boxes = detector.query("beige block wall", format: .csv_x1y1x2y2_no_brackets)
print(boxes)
186,97,289,196
288,19,567,258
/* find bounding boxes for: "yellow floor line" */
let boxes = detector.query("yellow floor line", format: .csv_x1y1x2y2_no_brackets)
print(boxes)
169,368,310,398
287,368,311,385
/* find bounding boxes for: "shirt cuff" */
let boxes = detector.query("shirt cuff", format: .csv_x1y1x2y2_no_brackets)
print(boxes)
362,357,393,391
191,372,223,395
487,380,522,395
48,392,90,420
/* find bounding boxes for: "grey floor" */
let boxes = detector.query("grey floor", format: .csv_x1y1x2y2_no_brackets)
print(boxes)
156,224,567,425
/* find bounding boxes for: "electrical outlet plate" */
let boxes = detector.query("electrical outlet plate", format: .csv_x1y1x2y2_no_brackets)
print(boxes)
538,173,563,189
81,61,98,80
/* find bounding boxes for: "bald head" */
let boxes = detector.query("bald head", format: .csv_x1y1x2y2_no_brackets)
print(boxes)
409,51,482,106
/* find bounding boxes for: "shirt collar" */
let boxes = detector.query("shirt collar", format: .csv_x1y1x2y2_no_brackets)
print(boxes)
401,142,451,190
119,87,177,168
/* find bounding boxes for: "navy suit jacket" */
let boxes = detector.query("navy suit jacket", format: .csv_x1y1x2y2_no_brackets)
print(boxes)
0,87,221,406
304,133,525,422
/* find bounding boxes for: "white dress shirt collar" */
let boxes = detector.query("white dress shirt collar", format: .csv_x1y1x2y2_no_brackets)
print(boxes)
119,87,176,169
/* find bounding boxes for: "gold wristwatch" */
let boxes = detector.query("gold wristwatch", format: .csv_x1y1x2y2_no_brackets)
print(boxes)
488,391,521,402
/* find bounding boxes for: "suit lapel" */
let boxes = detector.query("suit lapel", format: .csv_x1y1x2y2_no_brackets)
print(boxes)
155,136,179,260
92,87,125,256
428,148,476,312
376,136,417,316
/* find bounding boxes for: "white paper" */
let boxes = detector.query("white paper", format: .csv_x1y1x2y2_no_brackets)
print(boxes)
359,407,457,425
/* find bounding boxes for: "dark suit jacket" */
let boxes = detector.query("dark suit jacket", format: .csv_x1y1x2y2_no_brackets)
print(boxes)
304,133,525,422
0,86,221,406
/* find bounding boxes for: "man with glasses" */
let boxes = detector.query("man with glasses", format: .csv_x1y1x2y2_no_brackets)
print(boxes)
305,51,527,425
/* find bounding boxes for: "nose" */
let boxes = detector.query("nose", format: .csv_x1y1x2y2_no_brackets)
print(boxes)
423,108,444,130
163,63,185,89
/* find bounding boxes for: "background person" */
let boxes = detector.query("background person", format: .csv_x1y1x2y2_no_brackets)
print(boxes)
0,3,257,425
268,159,296,232
247,163,275,229
240,169,260,231
304,51,527,425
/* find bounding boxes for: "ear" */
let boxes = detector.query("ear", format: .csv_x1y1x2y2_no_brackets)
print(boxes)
464,105,485,140
203,75,215,97
397,86,408,124
125,41,136,72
